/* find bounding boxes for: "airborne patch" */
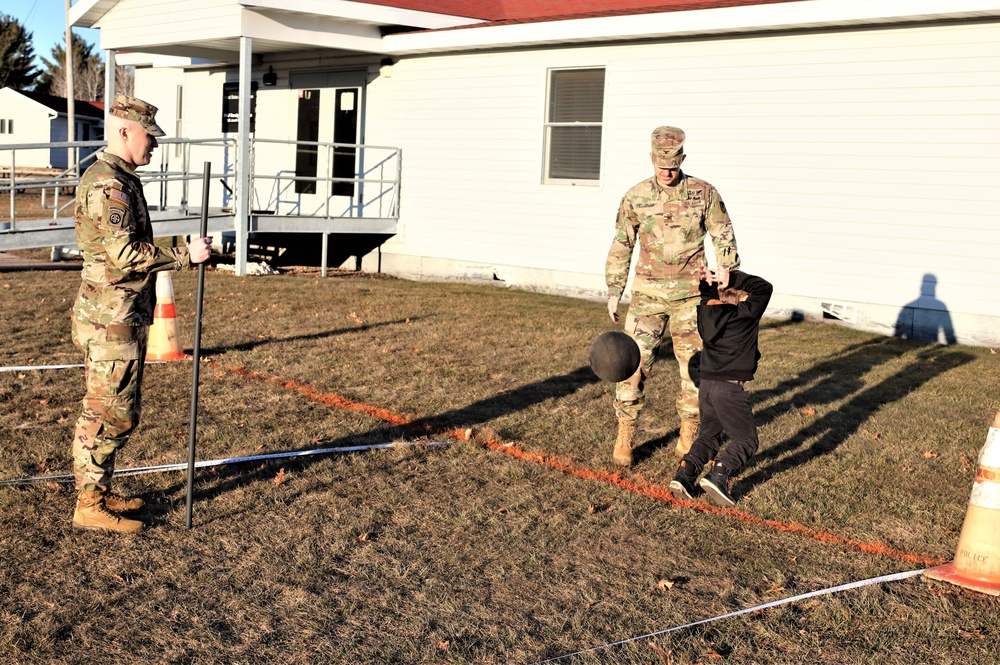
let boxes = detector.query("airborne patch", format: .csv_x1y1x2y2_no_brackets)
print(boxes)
107,204,128,227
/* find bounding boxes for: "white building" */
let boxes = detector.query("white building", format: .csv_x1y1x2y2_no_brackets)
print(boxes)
69,0,1000,346
0,88,104,170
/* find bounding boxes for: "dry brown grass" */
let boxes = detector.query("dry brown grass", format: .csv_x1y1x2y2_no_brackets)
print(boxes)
1,266,998,664
1,190,64,222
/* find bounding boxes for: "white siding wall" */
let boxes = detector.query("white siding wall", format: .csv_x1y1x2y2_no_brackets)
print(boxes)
135,67,237,210
361,21,1000,344
133,19,1000,345
0,91,55,169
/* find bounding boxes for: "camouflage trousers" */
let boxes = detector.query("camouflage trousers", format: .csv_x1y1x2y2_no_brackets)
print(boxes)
71,319,148,492
614,293,701,422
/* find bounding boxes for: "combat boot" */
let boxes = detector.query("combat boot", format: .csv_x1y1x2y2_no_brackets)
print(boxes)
72,490,144,533
104,491,144,513
699,462,736,507
675,419,699,457
612,419,638,466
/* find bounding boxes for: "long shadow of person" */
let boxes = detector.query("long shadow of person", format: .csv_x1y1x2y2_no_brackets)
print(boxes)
155,366,601,519
894,273,956,345
752,337,902,430
637,332,899,461
736,345,974,496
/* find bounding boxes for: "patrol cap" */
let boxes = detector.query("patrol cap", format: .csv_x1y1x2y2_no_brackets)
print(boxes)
650,126,685,168
109,94,165,137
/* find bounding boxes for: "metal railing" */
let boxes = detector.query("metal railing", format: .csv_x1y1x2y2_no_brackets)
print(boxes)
1,136,401,239
250,137,400,220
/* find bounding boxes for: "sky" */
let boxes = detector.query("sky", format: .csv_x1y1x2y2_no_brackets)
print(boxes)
1,0,101,70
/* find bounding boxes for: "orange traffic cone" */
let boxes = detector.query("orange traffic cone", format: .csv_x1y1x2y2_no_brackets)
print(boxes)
924,411,1000,595
146,272,187,361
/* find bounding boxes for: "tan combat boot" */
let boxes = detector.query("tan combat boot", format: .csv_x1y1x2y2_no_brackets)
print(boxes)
613,419,638,466
72,490,144,533
104,491,144,513
676,419,700,458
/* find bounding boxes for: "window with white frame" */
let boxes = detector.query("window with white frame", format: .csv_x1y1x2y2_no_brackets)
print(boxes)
0,119,8,133
543,67,605,184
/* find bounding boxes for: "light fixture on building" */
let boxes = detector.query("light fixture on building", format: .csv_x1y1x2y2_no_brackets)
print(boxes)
262,66,277,87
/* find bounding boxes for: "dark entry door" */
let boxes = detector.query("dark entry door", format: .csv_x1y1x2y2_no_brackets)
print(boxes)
294,89,320,195
332,88,359,197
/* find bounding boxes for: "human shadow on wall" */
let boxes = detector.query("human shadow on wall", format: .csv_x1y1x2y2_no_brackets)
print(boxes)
894,273,956,345
736,343,974,496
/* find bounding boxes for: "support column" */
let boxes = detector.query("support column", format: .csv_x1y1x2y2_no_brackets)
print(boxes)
104,49,116,109
234,36,253,277
321,233,329,278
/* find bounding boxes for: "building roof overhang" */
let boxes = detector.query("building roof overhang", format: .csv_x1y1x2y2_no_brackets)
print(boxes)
70,0,1000,64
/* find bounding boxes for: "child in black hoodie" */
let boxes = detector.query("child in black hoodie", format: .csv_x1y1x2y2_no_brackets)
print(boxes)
669,268,772,506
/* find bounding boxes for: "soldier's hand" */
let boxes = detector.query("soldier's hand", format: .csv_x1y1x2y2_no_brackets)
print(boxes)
188,237,212,264
716,267,730,288
607,296,620,323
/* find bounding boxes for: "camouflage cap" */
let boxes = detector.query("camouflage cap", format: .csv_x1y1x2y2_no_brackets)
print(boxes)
109,94,165,137
650,126,685,168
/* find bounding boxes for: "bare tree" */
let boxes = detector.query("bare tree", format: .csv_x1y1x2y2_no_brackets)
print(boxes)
36,32,102,100
115,64,134,96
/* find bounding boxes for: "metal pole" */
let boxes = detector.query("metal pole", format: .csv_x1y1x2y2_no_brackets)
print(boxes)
234,36,252,277
8,151,14,228
64,0,75,150
185,161,211,528
321,232,328,278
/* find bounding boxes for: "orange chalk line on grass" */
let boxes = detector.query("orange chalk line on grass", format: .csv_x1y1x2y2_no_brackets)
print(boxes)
206,360,414,427
479,438,944,568
213,362,945,568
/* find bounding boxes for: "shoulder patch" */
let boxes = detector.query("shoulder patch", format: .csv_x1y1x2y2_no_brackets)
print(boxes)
107,204,128,227
109,189,131,206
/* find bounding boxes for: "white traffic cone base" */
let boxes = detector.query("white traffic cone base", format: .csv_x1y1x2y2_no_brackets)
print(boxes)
925,412,1000,595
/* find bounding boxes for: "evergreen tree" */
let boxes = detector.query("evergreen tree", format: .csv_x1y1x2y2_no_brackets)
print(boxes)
0,13,38,90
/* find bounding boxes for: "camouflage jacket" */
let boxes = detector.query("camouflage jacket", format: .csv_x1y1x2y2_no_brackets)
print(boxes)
73,151,190,326
606,172,740,302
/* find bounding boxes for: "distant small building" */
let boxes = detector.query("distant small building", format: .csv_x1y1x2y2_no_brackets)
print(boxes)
0,88,104,171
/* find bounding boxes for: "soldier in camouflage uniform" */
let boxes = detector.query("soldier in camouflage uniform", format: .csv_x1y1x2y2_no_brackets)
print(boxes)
70,94,212,532
605,126,740,466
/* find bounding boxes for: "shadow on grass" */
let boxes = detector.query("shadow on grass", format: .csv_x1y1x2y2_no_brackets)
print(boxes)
614,316,812,461
635,335,974,491
737,343,975,497
154,366,600,521
196,316,426,356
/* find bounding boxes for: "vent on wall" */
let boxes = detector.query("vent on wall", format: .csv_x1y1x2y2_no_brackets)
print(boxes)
821,301,858,324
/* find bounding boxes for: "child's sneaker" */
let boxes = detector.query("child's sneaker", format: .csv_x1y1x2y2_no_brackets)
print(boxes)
669,459,699,500
699,463,736,507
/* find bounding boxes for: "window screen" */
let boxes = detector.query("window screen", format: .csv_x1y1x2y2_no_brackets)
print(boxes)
544,68,605,182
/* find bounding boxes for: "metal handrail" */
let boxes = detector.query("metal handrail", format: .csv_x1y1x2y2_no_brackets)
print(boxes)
1,136,400,239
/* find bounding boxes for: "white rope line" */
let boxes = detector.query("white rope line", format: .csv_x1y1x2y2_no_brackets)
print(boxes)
0,360,177,373
0,363,85,372
0,440,455,486
532,568,926,664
